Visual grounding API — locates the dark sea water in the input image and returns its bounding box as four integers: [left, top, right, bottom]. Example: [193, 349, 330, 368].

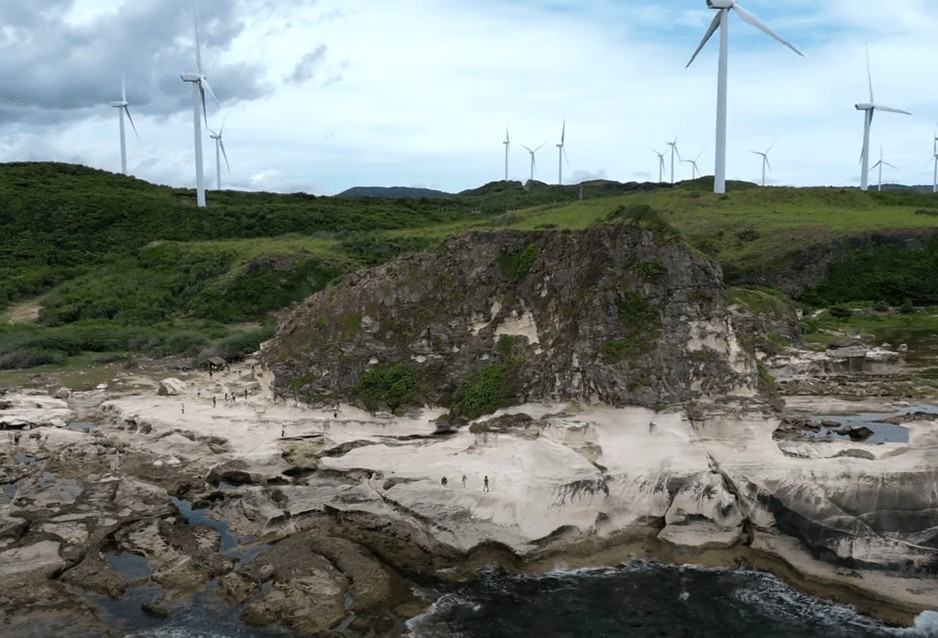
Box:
[405, 562, 938, 638]
[106, 561, 938, 638]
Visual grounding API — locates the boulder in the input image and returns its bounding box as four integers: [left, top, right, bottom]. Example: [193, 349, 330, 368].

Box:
[157, 378, 187, 396]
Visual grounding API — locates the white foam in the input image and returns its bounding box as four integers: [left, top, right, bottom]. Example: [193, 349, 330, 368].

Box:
[908, 610, 938, 637]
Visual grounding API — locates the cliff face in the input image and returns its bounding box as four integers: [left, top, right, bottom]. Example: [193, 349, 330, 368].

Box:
[262, 226, 757, 414]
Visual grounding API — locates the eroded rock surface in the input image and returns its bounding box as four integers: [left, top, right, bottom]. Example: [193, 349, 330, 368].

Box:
[264, 226, 756, 412]
[2, 226, 938, 635]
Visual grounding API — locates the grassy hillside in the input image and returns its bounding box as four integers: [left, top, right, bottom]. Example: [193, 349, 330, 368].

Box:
[4, 162, 938, 374]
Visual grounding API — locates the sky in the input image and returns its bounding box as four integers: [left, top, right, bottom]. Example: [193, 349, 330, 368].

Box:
[1, 0, 938, 196]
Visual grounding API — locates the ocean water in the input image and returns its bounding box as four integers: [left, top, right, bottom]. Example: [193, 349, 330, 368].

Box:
[406, 562, 938, 638]
[99, 561, 938, 638]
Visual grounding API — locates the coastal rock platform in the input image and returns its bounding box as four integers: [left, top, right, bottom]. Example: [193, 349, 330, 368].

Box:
[1, 359, 937, 635]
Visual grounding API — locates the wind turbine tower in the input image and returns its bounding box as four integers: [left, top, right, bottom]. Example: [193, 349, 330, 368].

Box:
[180, 3, 219, 208]
[667, 139, 680, 184]
[521, 143, 543, 183]
[855, 50, 910, 192]
[109, 76, 139, 175]
[208, 118, 230, 191]
[652, 149, 666, 182]
[751, 142, 774, 187]
[503, 128, 510, 181]
[686, 1, 803, 195]
[556, 121, 568, 185]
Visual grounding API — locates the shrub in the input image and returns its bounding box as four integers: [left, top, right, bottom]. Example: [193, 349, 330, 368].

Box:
[828, 305, 852, 319]
[160, 331, 209, 355]
[354, 362, 417, 412]
[496, 243, 540, 282]
[635, 260, 665, 280]
[215, 324, 276, 360]
[451, 364, 511, 419]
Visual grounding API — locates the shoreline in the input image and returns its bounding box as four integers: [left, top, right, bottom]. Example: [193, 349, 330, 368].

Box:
[2, 358, 937, 635]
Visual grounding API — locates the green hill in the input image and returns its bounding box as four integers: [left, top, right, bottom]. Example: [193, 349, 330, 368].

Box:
[336, 186, 450, 198]
[4, 162, 938, 375]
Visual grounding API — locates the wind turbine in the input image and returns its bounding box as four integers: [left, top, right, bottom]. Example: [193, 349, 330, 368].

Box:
[180, 3, 219, 208]
[503, 128, 510, 181]
[686, 1, 803, 195]
[682, 150, 704, 179]
[855, 50, 910, 192]
[751, 142, 774, 187]
[666, 139, 680, 184]
[931, 127, 938, 193]
[869, 146, 897, 192]
[652, 148, 666, 182]
[109, 76, 139, 175]
[207, 117, 230, 191]
[521, 143, 543, 183]
[556, 121, 568, 185]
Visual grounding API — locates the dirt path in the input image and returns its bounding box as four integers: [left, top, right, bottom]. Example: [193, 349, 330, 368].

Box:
[5, 299, 40, 324]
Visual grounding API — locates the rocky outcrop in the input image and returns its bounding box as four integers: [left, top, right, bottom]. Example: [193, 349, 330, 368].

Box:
[263, 226, 757, 413]
[157, 378, 187, 396]
[0, 391, 74, 429]
[769, 345, 905, 380]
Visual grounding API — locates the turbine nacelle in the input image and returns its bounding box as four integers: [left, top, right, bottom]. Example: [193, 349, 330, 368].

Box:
[855, 103, 874, 111]
[181, 72, 202, 83]
[707, 0, 734, 8]
[110, 101, 127, 108]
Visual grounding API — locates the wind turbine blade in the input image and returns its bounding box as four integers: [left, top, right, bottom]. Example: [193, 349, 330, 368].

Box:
[121, 74, 127, 102]
[767, 140, 777, 154]
[732, 4, 804, 57]
[123, 105, 140, 140]
[198, 84, 208, 127]
[865, 47, 874, 103]
[694, 150, 703, 162]
[875, 105, 911, 115]
[535, 143, 544, 152]
[219, 112, 229, 134]
[220, 139, 230, 172]
[521, 143, 532, 153]
[201, 77, 220, 108]
[561, 120, 565, 145]
[686, 12, 721, 68]
[765, 156, 772, 172]
[563, 146, 569, 165]
[193, 3, 202, 74]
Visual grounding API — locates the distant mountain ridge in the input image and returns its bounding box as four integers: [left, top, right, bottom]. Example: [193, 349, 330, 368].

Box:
[336, 186, 450, 199]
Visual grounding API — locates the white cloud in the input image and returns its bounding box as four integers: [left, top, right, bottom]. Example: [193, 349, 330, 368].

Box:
[0, 0, 936, 194]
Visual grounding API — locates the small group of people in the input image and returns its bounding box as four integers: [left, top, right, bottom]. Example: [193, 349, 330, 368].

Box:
[441, 474, 490, 492]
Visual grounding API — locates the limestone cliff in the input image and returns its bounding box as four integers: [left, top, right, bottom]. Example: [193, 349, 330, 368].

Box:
[263, 226, 756, 414]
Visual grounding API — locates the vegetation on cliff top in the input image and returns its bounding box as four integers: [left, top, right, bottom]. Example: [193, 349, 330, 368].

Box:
[5, 162, 938, 374]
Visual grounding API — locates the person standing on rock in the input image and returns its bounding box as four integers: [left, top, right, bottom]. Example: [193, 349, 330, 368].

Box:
[441, 476, 448, 487]
[212, 396, 216, 408]
[461, 474, 467, 488]
[483, 475, 489, 492]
